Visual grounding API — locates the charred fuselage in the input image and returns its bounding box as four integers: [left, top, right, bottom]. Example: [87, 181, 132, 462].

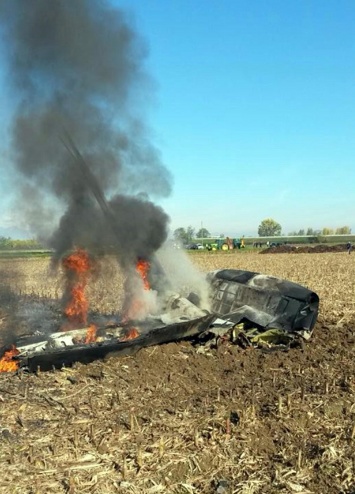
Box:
[207, 269, 319, 335]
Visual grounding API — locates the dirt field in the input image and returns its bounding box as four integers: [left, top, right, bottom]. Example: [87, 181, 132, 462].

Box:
[260, 243, 350, 254]
[0, 251, 354, 494]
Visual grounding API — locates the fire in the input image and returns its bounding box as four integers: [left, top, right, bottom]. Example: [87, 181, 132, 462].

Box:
[122, 258, 152, 322]
[136, 258, 151, 290]
[0, 345, 20, 373]
[62, 248, 92, 327]
[84, 324, 97, 343]
[120, 327, 140, 341]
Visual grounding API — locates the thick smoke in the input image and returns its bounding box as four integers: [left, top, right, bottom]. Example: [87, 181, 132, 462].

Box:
[0, 0, 172, 264]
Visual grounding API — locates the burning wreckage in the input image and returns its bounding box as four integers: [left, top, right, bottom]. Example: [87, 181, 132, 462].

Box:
[0, 138, 319, 374]
[0, 2, 319, 373]
[0, 260, 319, 373]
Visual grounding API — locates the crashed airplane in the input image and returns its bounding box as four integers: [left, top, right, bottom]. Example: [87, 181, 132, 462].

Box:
[0, 268, 319, 372]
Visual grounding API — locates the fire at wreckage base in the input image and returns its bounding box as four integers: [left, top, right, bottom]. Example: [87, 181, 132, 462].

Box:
[0, 269, 319, 373]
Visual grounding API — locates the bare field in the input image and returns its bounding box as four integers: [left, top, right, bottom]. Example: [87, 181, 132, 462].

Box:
[0, 252, 354, 494]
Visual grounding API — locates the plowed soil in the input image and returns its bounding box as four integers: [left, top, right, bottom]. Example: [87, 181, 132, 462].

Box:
[261, 243, 350, 254]
[0, 251, 354, 494]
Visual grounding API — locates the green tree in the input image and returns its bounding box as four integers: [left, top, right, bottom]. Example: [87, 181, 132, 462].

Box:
[173, 226, 195, 245]
[0, 237, 8, 249]
[258, 218, 282, 237]
[0, 236, 44, 250]
[335, 226, 351, 234]
[306, 227, 314, 235]
[186, 226, 195, 243]
[322, 227, 334, 235]
[173, 228, 187, 245]
[196, 227, 210, 239]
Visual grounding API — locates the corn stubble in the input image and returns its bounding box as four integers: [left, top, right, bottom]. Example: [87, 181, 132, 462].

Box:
[0, 252, 354, 494]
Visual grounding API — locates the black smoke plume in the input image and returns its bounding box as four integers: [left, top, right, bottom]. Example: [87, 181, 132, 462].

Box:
[0, 0, 172, 266]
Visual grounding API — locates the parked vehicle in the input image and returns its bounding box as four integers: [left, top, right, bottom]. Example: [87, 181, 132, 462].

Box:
[185, 243, 199, 250]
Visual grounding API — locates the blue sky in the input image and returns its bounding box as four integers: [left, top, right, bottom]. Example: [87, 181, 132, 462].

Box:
[1, 0, 354, 238]
[117, 0, 355, 237]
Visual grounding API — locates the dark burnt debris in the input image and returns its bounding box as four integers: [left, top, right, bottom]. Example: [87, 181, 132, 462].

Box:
[198, 269, 319, 353]
[1, 269, 319, 372]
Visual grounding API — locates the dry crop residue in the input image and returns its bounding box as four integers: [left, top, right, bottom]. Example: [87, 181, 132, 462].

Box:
[0, 252, 354, 494]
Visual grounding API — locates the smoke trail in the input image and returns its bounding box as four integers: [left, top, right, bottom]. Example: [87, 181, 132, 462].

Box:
[0, 0, 172, 261]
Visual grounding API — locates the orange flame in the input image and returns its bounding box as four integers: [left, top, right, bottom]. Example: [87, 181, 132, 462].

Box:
[120, 327, 140, 341]
[136, 259, 151, 290]
[0, 345, 20, 373]
[84, 324, 97, 344]
[62, 248, 91, 327]
[122, 259, 152, 322]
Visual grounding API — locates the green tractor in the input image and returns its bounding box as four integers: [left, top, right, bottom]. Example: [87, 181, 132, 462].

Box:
[206, 237, 243, 251]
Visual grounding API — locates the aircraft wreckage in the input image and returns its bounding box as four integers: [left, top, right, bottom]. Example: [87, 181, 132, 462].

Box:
[0, 268, 319, 373]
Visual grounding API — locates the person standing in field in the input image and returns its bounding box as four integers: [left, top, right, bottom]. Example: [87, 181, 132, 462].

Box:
[346, 242, 352, 254]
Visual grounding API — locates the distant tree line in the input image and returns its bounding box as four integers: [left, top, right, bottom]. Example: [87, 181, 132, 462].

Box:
[288, 226, 352, 236]
[173, 226, 211, 245]
[258, 220, 352, 237]
[0, 237, 44, 250]
[173, 219, 352, 244]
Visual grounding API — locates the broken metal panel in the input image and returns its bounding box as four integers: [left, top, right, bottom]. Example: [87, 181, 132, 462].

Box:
[0, 268, 321, 372]
[15, 313, 215, 372]
[207, 269, 319, 333]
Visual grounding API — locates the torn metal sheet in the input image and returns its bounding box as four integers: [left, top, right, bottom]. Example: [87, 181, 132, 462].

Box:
[0, 269, 320, 371]
[207, 269, 319, 336]
[12, 313, 215, 372]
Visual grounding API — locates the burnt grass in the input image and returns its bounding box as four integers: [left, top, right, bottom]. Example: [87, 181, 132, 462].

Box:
[0, 252, 354, 494]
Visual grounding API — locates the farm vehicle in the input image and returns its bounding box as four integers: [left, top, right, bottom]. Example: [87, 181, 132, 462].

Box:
[206, 237, 245, 251]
